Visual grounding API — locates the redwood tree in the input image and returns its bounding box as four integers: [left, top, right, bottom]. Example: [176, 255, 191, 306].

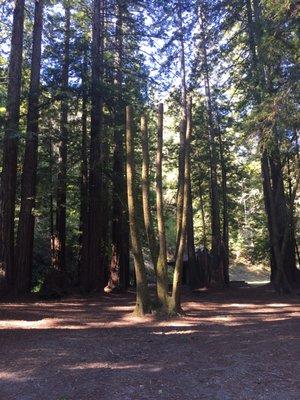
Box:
[15, 0, 44, 293]
[84, 0, 105, 291]
[0, 0, 25, 287]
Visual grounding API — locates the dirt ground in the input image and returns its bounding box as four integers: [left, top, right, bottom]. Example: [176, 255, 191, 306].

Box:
[0, 285, 299, 400]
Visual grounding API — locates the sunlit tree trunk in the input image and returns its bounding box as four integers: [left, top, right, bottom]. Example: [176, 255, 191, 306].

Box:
[15, 0, 44, 294]
[0, 0, 25, 287]
[141, 113, 158, 270]
[170, 97, 193, 314]
[156, 103, 169, 308]
[54, 3, 70, 273]
[126, 106, 151, 316]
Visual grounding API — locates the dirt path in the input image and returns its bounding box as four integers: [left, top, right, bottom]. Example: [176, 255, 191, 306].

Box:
[0, 286, 299, 400]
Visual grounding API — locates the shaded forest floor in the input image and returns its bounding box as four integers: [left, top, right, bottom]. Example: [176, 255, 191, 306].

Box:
[0, 285, 299, 400]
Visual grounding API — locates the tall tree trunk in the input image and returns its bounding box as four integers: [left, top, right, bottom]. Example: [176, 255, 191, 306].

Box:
[105, 0, 129, 292]
[217, 117, 230, 285]
[15, 0, 44, 294]
[141, 114, 158, 270]
[54, 3, 70, 273]
[199, 8, 224, 287]
[78, 49, 89, 285]
[85, 0, 105, 291]
[170, 97, 193, 314]
[126, 105, 151, 316]
[0, 0, 25, 287]
[156, 103, 169, 308]
[49, 138, 55, 267]
[247, 0, 298, 287]
[199, 181, 207, 247]
[187, 179, 199, 288]
[175, 0, 187, 257]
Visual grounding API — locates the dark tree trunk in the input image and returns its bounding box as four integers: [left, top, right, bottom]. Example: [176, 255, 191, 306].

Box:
[54, 4, 70, 273]
[187, 180, 199, 288]
[85, 0, 105, 291]
[0, 0, 25, 287]
[106, 0, 129, 292]
[217, 118, 230, 285]
[15, 0, 44, 294]
[247, 0, 298, 288]
[175, 0, 187, 258]
[78, 49, 89, 285]
[199, 8, 224, 287]
[49, 138, 56, 267]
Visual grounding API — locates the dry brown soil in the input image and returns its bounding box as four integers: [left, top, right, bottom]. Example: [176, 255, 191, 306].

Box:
[0, 286, 299, 400]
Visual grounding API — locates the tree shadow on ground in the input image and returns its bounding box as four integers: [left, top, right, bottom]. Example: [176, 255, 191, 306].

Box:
[0, 286, 299, 400]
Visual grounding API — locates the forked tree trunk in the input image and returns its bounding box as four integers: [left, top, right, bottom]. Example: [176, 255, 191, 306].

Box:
[155, 103, 169, 308]
[126, 106, 151, 316]
[141, 114, 158, 270]
[54, 4, 70, 272]
[15, 0, 44, 294]
[1, 0, 25, 287]
[170, 97, 193, 314]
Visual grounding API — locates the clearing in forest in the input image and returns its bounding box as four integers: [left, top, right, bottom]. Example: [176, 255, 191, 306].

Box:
[0, 285, 299, 400]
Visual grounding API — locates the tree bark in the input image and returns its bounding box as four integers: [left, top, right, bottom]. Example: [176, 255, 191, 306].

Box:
[217, 116, 230, 285]
[49, 138, 55, 267]
[175, 0, 187, 258]
[156, 103, 169, 308]
[170, 97, 193, 314]
[15, 0, 44, 294]
[0, 0, 25, 287]
[54, 3, 70, 273]
[141, 113, 158, 270]
[105, 0, 129, 293]
[126, 105, 151, 316]
[78, 49, 89, 286]
[199, 8, 224, 287]
[85, 0, 105, 291]
[247, 0, 298, 288]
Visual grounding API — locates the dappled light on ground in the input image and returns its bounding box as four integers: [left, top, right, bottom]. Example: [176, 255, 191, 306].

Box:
[0, 286, 299, 400]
